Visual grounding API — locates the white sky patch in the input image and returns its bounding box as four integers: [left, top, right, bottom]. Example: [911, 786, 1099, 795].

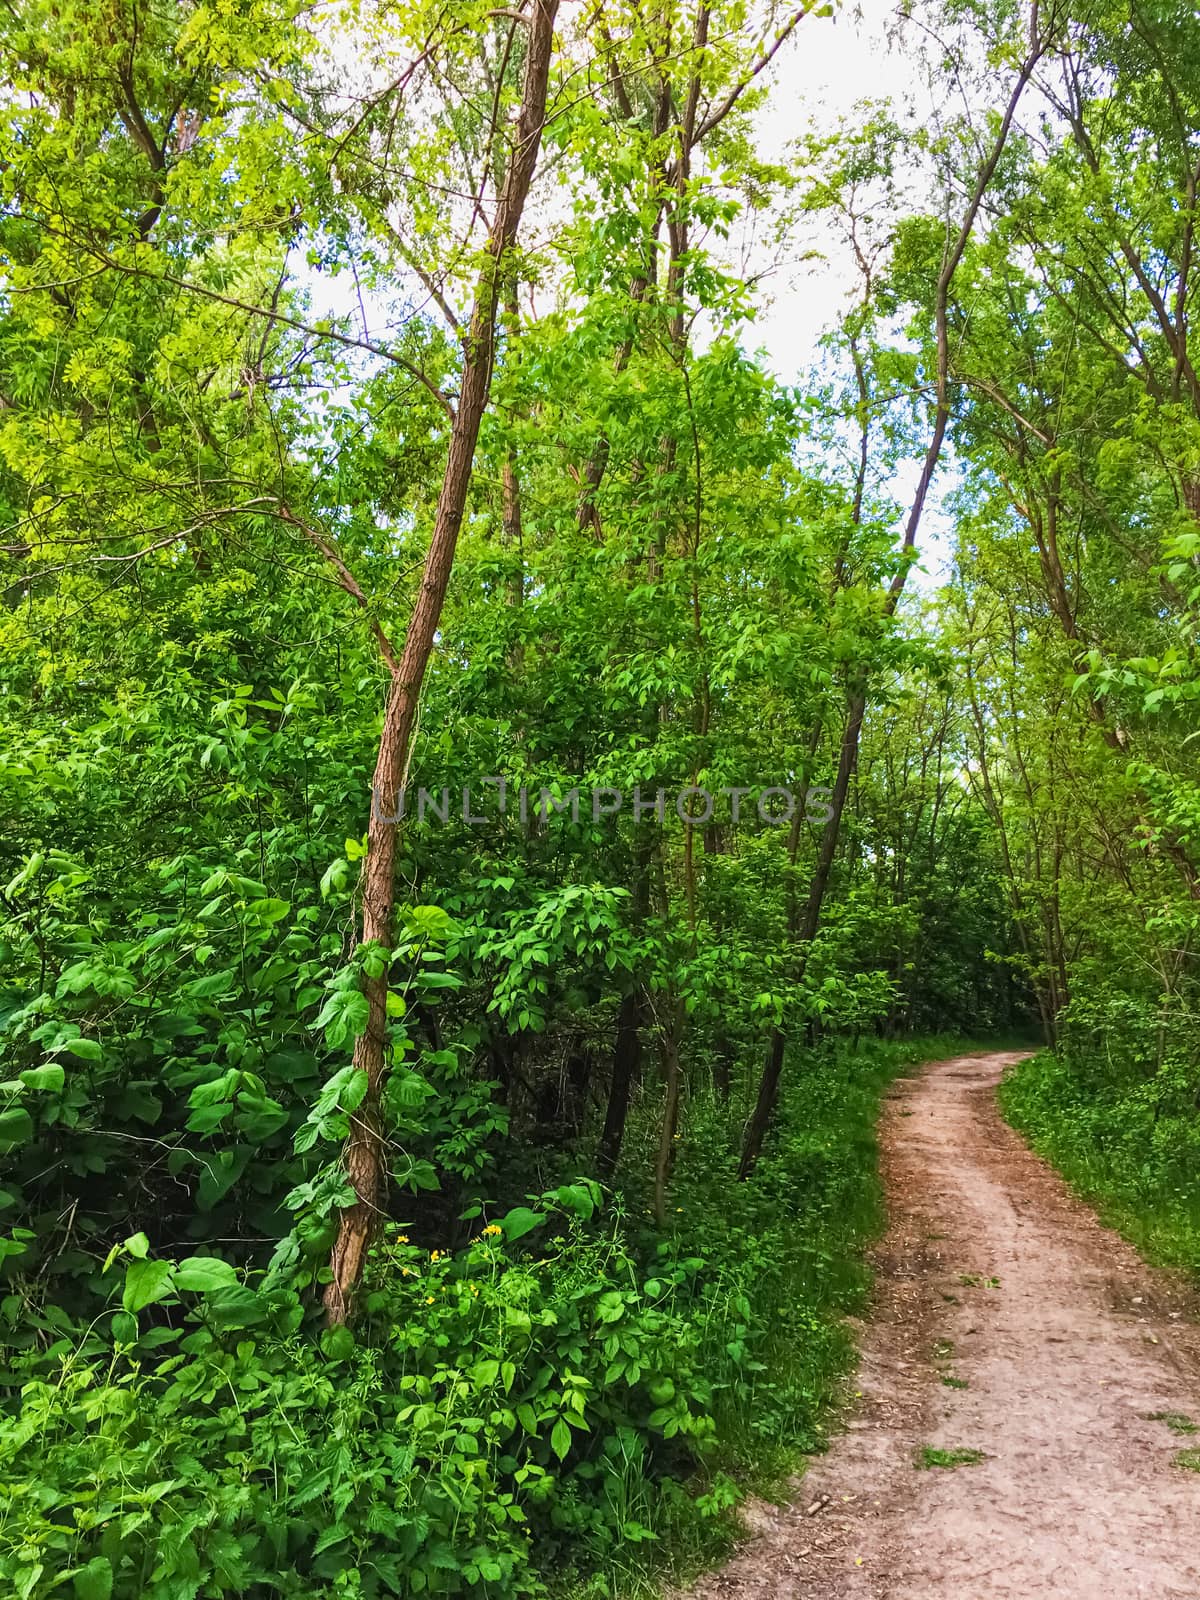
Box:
[750, 0, 928, 378]
[744, 0, 958, 592]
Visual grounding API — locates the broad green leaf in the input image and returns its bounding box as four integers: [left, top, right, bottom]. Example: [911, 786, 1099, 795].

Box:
[321, 1324, 356, 1362]
[500, 1206, 545, 1243]
[20, 1063, 64, 1093]
[111, 1312, 138, 1344]
[0, 1108, 34, 1152]
[174, 1256, 239, 1292]
[122, 1258, 175, 1314]
[57, 1037, 101, 1063]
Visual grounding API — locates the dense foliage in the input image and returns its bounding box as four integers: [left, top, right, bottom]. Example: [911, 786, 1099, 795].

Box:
[0, 0, 1196, 1593]
[942, 0, 1200, 1277]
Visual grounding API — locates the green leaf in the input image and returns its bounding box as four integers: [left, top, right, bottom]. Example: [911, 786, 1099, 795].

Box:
[551, 1417, 572, 1461]
[20, 1063, 65, 1092]
[122, 1258, 175, 1314]
[0, 1107, 34, 1152]
[500, 1205, 546, 1243]
[321, 1324, 356, 1362]
[204, 1284, 268, 1329]
[339, 1068, 369, 1113]
[111, 1312, 138, 1344]
[58, 1037, 102, 1063]
[553, 1181, 597, 1220]
[72, 1559, 113, 1600]
[174, 1256, 239, 1292]
[314, 986, 370, 1047]
[320, 857, 349, 898]
[246, 896, 290, 925]
[198, 1147, 250, 1209]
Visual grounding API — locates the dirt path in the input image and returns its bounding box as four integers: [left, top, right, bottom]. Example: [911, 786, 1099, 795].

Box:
[682, 1049, 1200, 1599]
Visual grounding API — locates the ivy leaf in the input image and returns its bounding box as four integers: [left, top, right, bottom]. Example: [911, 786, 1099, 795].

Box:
[198, 1148, 249, 1210]
[245, 897, 290, 925]
[552, 1181, 597, 1220]
[314, 987, 370, 1048]
[321, 1324, 356, 1362]
[339, 1068, 369, 1113]
[204, 1284, 268, 1329]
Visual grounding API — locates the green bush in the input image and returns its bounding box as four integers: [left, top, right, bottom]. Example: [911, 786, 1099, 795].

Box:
[0, 1035, 955, 1600]
[0, 1205, 721, 1599]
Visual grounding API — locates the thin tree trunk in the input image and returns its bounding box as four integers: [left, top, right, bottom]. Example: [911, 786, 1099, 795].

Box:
[738, 690, 865, 1177]
[324, 0, 559, 1323]
[736, 16, 1047, 1177]
[653, 997, 683, 1228]
[596, 987, 645, 1179]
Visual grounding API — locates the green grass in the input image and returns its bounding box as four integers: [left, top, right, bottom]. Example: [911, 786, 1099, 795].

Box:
[939, 1374, 969, 1389]
[999, 1050, 1200, 1277]
[917, 1446, 986, 1470]
[1173, 1449, 1200, 1472]
[1148, 1411, 1197, 1434]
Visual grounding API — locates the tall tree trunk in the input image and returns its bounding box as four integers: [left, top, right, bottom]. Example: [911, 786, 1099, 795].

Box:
[324, 0, 560, 1323]
[738, 691, 865, 1177]
[595, 832, 653, 1179]
[596, 987, 645, 1179]
[652, 996, 683, 1228]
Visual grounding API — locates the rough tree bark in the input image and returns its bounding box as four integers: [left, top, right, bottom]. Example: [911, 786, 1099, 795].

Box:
[324, 0, 560, 1324]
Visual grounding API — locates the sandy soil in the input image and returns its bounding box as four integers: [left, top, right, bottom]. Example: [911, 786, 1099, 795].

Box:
[680, 1050, 1200, 1599]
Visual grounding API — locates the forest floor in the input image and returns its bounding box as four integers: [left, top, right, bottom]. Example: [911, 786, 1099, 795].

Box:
[680, 1049, 1200, 1599]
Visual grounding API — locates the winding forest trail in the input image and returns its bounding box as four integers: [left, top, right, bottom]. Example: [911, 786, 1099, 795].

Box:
[683, 1050, 1200, 1599]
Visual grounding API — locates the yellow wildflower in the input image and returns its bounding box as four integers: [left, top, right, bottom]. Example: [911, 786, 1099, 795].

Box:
[482, 1224, 502, 1237]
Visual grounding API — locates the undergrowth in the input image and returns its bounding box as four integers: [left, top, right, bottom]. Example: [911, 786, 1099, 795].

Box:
[999, 1042, 1200, 1278]
[0, 1033, 971, 1600]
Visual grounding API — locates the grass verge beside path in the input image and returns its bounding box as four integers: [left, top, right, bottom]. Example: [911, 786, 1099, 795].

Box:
[999, 1050, 1200, 1280]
